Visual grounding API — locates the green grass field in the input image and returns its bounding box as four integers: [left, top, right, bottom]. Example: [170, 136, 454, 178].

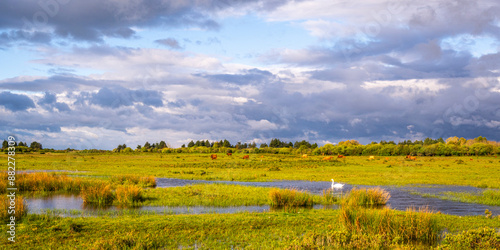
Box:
[1, 152, 499, 248]
[7, 153, 500, 188]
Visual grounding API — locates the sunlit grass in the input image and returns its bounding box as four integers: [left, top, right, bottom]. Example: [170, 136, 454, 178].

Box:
[414, 189, 500, 206]
[110, 174, 156, 188]
[440, 227, 500, 249]
[8, 153, 500, 188]
[339, 205, 439, 245]
[5, 208, 499, 249]
[0, 195, 27, 222]
[81, 183, 114, 205]
[341, 187, 390, 208]
[142, 184, 271, 207]
[115, 185, 144, 205]
[268, 188, 315, 209]
[0, 172, 94, 193]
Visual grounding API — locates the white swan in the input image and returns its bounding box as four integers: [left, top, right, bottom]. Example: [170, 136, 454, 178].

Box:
[331, 179, 344, 189]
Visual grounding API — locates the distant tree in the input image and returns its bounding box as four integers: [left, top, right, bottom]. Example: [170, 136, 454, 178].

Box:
[474, 136, 488, 143]
[159, 141, 167, 149]
[137, 145, 142, 150]
[260, 143, 268, 148]
[2, 140, 8, 149]
[187, 140, 195, 147]
[181, 144, 186, 148]
[18, 142, 24, 147]
[30, 141, 43, 150]
[311, 143, 318, 149]
[222, 139, 232, 148]
[205, 140, 210, 147]
[249, 142, 257, 148]
[144, 142, 151, 149]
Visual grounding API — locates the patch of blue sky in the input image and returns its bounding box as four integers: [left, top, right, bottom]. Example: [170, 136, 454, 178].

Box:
[441, 34, 499, 58]
[116, 14, 317, 67]
[0, 46, 42, 79]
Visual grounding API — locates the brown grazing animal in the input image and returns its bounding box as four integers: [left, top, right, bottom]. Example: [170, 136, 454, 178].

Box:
[323, 156, 333, 160]
[227, 153, 232, 156]
[243, 155, 250, 159]
[210, 154, 217, 160]
[337, 155, 344, 158]
[302, 154, 308, 158]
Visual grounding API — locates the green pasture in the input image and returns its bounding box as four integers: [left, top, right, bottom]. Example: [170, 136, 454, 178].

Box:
[1, 152, 499, 249]
[5, 153, 500, 188]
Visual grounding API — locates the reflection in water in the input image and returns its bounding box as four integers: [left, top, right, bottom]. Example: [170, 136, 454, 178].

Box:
[25, 178, 500, 216]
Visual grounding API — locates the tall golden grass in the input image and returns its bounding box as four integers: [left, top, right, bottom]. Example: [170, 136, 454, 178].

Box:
[269, 188, 314, 209]
[0, 172, 92, 193]
[81, 183, 114, 205]
[0, 195, 27, 222]
[111, 175, 156, 187]
[341, 187, 390, 208]
[115, 185, 144, 204]
[339, 205, 439, 245]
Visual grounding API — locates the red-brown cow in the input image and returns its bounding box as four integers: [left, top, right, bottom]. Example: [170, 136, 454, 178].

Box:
[242, 155, 250, 159]
[210, 154, 217, 160]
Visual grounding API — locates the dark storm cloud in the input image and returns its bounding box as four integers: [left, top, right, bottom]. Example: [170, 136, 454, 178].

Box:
[0, 0, 293, 43]
[90, 87, 163, 108]
[0, 91, 35, 111]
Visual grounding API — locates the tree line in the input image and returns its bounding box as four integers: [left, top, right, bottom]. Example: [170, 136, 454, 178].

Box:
[112, 136, 499, 156]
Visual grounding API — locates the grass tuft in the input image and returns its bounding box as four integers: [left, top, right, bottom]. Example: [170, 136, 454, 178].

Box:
[339, 205, 439, 245]
[269, 188, 315, 209]
[0, 195, 27, 222]
[111, 175, 156, 187]
[115, 185, 144, 204]
[341, 187, 390, 208]
[81, 183, 114, 205]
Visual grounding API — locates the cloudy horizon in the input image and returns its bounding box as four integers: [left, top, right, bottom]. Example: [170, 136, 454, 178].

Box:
[1, 0, 499, 150]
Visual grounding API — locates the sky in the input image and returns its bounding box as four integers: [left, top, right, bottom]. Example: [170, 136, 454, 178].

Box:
[0, 0, 499, 150]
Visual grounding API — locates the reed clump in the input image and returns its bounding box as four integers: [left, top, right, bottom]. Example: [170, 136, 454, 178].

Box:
[341, 187, 390, 208]
[322, 188, 339, 204]
[3, 172, 87, 193]
[115, 185, 144, 204]
[111, 175, 156, 187]
[0, 195, 27, 222]
[269, 188, 314, 208]
[339, 205, 439, 245]
[81, 183, 114, 205]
